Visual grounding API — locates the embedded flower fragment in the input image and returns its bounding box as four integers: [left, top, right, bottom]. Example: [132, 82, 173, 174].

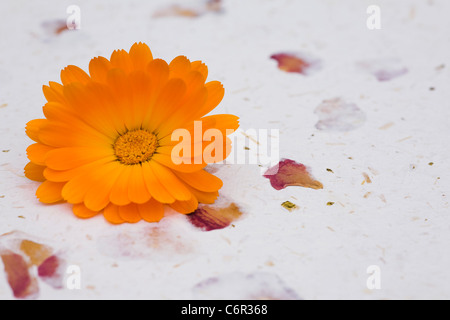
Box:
[187, 202, 242, 231]
[38, 255, 66, 289]
[19, 239, 53, 266]
[0, 231, 67, 299]
[24, 42, 239, 224]
[1, 252, 39, 299]
[270, 52, 321, 75]
[264, 159, 323, 190]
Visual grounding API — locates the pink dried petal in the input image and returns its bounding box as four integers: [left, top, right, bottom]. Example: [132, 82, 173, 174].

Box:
[187, 203, 243, 231]
[1, 252, 39, 299]
[38, 255, 66, 289]
[264, 159, 323, 190]
[270, 52, 321, 75]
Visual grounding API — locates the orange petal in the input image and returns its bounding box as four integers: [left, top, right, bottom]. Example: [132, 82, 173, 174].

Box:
[159, 80, 222, 132]
[152, 152, 207, 173]
[83, 81, 128, 134]
[148, 161, 192, 201]
[169, 55, 191, 79]
[62, 82, 120, 139]
[109, 165, 133, 206]
[129, 42, 153, 70]
[158, 113, 238, 148]
[146, 58, 170, 80]
[42, 98, 117, 145]
[106, 68, 134, 130]
[174, 169, 223, 192]
[201, 114, 240, 133]
[72, 203, 99, 219]
[137, 199, 164, 222]
[157, 73, 208, 137]
[191, 60, 208, 80]
[60, 65, 91, 85]
[89, 56, 112, 83]
[25, 119, 47, 142]
[26, 143, 55, 166]
[118, 203, 141, 223]
[127, 70, 153, 130]
[42, 82, 65, 104]
[42, 101, 78, 122]
[24, 162, 46, 182]
[103, 203, 125, 224]
[60, 172, 90, 204]
[141, 59, 170, 129]
[147, 78, 187, 132]
[36, 180, 65, 203]
[197, 81, 225, 118]
[43, 157, 114, 182]
[60, 160, 117, 204]
[39, 121, 112, 148]
[141, 161, 175, 203]
[110, 49, 133, 74]
[157, 114, 238, 166]
[83, 162, 124, 211]
[45, 147, 114, 170]
[127, 164, 152, 204]
[169, 195, 198, 214]
[186, 186, 219, 204]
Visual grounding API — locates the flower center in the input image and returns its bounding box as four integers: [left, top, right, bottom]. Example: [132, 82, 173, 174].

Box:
[114, 130, 158, 165]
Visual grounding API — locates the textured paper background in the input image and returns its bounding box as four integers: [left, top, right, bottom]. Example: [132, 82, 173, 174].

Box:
[0, 0, 449, 299]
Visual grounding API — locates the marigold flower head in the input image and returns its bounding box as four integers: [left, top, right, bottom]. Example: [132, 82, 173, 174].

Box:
[24, 42, 239, 224]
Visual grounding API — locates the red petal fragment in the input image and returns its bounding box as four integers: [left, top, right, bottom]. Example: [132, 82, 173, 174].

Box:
[263, 159, 323, 190]
[1, 252, 39, 299]
[187, 203, 242, 231]
[38, 255, 66, 289]
[270, 52, 321, 75]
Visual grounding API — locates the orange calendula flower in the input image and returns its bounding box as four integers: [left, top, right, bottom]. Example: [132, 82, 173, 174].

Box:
[25, 42, 239, 224]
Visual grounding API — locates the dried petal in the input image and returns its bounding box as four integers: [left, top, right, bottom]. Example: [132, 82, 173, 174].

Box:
[187, 203, 243, 231]
[264, 159, 323, 190]
[1, 252, 39, 299]
[38, 255, 66, 289]
[20, 240, 53, 266]
[270, 52, 321, 75]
